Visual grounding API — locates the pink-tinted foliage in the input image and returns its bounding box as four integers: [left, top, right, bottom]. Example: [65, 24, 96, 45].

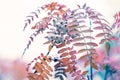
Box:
[94, 48, 107, 65]
[0, 59, 27, 80]
[94, 44, 120, 71]
[113, 12, 120, 28]
[108, 46, 120, 70]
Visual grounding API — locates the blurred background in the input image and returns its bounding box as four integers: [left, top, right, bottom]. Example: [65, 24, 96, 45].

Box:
[0, 0, 120, 80]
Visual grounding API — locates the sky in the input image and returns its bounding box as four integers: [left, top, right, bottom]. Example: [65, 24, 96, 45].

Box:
[0, 0, 120, 62]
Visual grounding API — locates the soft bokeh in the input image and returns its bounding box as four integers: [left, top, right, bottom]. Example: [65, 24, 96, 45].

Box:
[0, 59, 28, 80]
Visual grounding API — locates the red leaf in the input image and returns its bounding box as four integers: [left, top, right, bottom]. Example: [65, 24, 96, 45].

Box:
[72, 70, 81, 77]
[93, 21, 101, 24]
[89, 16, 99, 19]
[46, 65, 53, 72]
[58, 47, 73, 53]
[72, 37, 84, 42]
[78, 49, 95, 53]
[99, 38, 107, 44]
[101, 23, 112, 30]
[80, 29, 93, 33]
[94, 26, 112, 32]
[35, 64, 43, 73]
[67, 22, 78, 29]
[81, 71, 88, 75]
[69, 29, 80, 35]
[35, 62, 45, 70]
[31, 26, 36, 29]
[79, 54, 90, 60]
[67, 46, 73, 51]
[73, 43, 85, 46]
[43, 55, 51, 62]
[41, 72, 49, 80]
[95, 33, 109, 37]
[58, 48, 67, 53]
[63, 60, 75, 66]
[69, 61, 76, 65]
[78, 49, 86, 53]
[108, 36, 118, 41]
[77, 5, 81, 8]
[69, 50, 77, 55]
[56, 43, 65, 48]
[86, 42, 98, 46]
[70, 55, 76, 60]
[60, 52, 69, 57]
[102, 23, 110, 28]
[39, 57, 48, 67]
[104, 27, 112, 32]
[84, 36, 95, 40]
[94, 26, 103, 30]
[92, 63, 98, 70]
[60, 58, 70, 63]
[65, 65, 73, 72]
[39, 58, 53, 72]
[44, 68, 52, 76]
[84, 60, 90, 67]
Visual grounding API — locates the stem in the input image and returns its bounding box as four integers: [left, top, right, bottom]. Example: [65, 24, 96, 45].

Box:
[104, 43, 110, 80]
[47, 44, 54, 55]
[104, 71, 107, 80]
[89, 20, 93, 80]
[104, 65, 108, 80]
[90, 53, 93, 80]
[87, 75, 90, 80]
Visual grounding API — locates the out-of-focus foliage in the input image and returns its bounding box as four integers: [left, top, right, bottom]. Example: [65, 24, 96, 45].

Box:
[0, 59, 27, 80]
